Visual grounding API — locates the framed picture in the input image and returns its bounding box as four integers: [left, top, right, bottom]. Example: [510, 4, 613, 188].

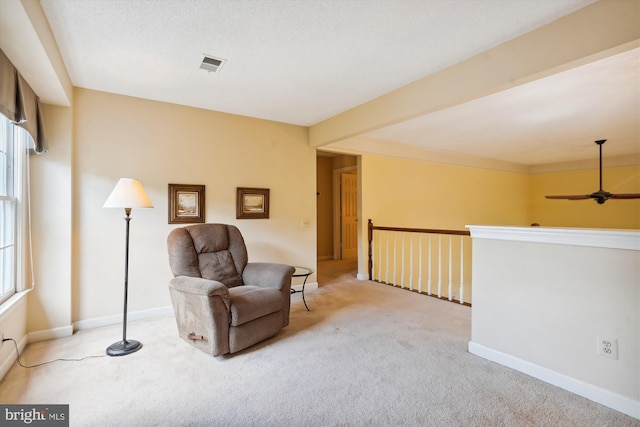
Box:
[236, 187, 269, 219]
[168, 184, 205, 224]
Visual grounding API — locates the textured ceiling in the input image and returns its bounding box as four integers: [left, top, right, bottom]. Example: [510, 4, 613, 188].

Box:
[40, 0, 596, 125]
[37, 0, 639, 166]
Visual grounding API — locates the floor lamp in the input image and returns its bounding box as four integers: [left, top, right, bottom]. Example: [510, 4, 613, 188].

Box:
[103, 178, 153, 356]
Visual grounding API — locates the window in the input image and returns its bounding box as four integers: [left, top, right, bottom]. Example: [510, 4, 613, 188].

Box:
[0, 113, 28, 304]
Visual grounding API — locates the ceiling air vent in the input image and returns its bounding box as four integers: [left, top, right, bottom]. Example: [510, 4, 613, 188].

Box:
[199, 55, 226, 73]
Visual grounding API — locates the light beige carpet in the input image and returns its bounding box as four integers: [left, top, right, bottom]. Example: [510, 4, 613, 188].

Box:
[0, 260, 637, 426]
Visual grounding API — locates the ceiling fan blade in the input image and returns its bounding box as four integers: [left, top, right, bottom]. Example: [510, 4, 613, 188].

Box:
[608, 193, 640, 200]
[545, 194, 592, 200]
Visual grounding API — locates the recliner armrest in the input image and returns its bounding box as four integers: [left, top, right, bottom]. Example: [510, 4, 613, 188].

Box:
[243, 263, 295, 291]
[169, 276, 229, 298]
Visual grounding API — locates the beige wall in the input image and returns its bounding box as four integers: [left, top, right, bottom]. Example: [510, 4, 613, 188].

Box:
[23, 94, 637, 332]
[355, 154, 639, 277]
[360, 154, 531, 230]
[22, 88, 316, 331]
[358, 153, 531, 277]
[27, 104, 74, 335]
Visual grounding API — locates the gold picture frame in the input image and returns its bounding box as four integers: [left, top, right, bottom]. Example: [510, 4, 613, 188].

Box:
[168, 184, 205, 224]
[236, 187, 269, 219]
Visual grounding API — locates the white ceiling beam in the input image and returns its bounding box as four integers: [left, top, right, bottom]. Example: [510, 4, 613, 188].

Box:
[309, 0, 640, 148]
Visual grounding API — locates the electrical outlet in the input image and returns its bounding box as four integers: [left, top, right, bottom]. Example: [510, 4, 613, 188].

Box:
[597, 337, 618, 360]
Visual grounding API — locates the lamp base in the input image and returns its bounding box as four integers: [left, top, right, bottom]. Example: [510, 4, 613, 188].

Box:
[106, 339, 142, 357]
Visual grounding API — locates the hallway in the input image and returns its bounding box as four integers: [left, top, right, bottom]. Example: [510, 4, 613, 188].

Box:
[317, 258, 358, 286]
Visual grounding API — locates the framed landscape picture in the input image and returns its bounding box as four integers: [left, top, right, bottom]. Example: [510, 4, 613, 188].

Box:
[236, 187, 269, 219]
[168, 184, 205, 224]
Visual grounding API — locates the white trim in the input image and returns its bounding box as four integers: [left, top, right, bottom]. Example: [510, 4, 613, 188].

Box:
[0, 289, 31, 318]
[0, 334, 27, 381]
[356, 273, 369, 280]
[73, 305, 174, 331]
[467, 225, 640, 251]
[28, 325, 73, 343]
[468, 341, 640, 420]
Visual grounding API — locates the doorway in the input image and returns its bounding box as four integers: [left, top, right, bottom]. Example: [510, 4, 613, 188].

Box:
[316, 152, 358, 261]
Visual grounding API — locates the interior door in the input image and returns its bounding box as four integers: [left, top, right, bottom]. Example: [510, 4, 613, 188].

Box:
[340, 172, 358, 259]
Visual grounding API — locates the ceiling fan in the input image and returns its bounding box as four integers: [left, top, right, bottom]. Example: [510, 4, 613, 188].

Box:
[545, 139, 640, 204]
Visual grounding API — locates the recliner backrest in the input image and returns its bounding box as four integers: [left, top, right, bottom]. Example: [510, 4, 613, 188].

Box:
[167, 224, 249, 288]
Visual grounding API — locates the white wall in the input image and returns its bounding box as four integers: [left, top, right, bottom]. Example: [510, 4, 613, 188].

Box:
[468, 226, 640, 419]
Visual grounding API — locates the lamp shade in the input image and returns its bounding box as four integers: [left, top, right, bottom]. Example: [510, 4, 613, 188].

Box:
[104, 178, 153, 209]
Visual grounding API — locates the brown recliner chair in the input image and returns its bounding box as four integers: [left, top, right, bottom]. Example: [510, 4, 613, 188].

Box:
[167, 223, 294, 356]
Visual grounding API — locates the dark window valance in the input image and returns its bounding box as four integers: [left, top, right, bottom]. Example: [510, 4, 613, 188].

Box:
[0, 50, 18, 121]
[0, 49, 48, 154]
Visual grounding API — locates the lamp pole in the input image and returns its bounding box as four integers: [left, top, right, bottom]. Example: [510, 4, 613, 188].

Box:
[106, 207, 142, 356]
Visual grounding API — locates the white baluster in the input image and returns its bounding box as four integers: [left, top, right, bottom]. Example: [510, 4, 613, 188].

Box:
[371, 230, 375, 281]
[448, 235, 453, 301]
[418, 234, 422, 293]
[438, 235, 442, 298]
[385, 231, 389, 284]
[427, 234, 432, 295]
[377, 231, 382, 281]
[409, 234, 415, 290]
[459, 235, 464, 304]
[393, 232, 397, 286]
[401, 233, 405, 288]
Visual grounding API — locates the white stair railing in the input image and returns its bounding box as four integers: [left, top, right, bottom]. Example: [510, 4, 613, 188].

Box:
[367, 219, 472, 305]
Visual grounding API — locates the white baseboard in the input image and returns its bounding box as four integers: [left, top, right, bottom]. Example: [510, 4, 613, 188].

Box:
[468, 341, 640, 420]
[292, 282, 318, 292]
[356, 273, 368, 280]
[28, 325, 74, 343]
[0, 335, 27, 381]
[73, 305, 174, 331]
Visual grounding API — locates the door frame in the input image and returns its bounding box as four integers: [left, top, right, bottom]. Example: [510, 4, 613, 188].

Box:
[332, 166, 357, 260]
